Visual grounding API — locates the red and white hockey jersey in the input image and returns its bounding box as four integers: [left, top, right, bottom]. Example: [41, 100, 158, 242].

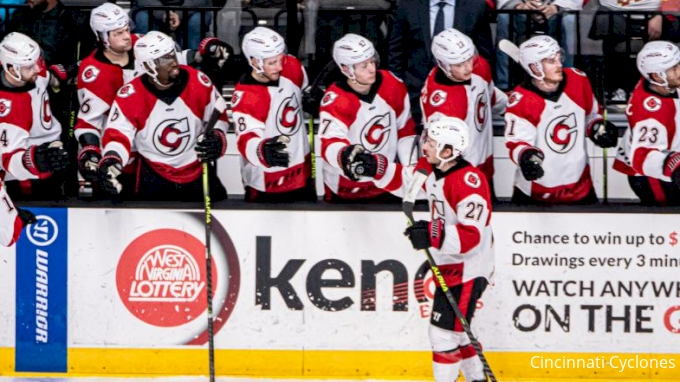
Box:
[319, 70, 418, 199]
[599, 0, 659, 10]
[75, 35, 143, 141]
[102, 66, 228, 184]
[0, 70, 62, 181]
[418, 160, 494, 286]
[613, 80, 680, 181]
[505, 68, 602, 203]
[231, 55, 311, 193]
[420, 56, 507, 183]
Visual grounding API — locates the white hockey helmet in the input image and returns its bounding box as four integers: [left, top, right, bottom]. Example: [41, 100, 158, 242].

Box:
[332, 33, 377, 80]
[637, 41, 680, 88]
[519, 35, 562, 81]
[427, 117, 469, 165]
[431, 28, 475, 73]
[0, 32, 41, 83]
[134, 31, 177, 84]
[242, 27, 286, 74]
[90, 3, 130, 48]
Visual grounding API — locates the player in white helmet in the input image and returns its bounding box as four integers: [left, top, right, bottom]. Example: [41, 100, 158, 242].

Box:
[0, 32, 70, 201]
[76, 3, 232, 198]
[403, 117, 493, 382]
[613, 41, 680, 205]
[503, 35, 617, 205]
[231, 27, 314, 202]
[421, 28, 507, 194]
[98, 31, 229, 201]
[318, 33, 418, 202]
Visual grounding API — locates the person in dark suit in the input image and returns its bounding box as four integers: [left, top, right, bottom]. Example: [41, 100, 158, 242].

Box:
[387, 0, 493, 125]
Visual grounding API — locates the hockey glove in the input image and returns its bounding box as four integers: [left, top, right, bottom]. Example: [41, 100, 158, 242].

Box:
[302, 86, 325, 117]
[589, 120, 618, 148]
[195, 129, 227, 163]
[198, 38, 233, 69]
[404, 220, 430, 250]
[663, 152, 680, 189]
[519, 147, 545, 181]
[78, 144, 102, 183]
[339, 144, 366, 181]
[257, 135, 291, 168]
[48, 63, 78, 86]
[98, 152, 123, 194]
[351, 152, 388, 180]
[23, 141, 70, 177]
[17, 208, 37, 226]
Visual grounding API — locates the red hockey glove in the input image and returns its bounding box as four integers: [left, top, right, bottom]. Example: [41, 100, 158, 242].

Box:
[429, 218, 445, 249]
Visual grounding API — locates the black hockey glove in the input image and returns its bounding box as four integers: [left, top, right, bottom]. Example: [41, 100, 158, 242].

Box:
[589, 120, 618, 148]
[351, 152, 388, 180]
[78, 133, 102, 183]
[257, 135, 291, 168]
[663, 152, 680, 189]
[23, 141, 70, 177]
[17, 208, 37, 226]
[404, 220, 430, 250]
[198, 37, 233, 69]
[195, 129, 227, 163]
[98, 152, 123, 194]
[339, 144, 366, 181]
[302, 86, 325, 117]
[519, 147, 545, 181]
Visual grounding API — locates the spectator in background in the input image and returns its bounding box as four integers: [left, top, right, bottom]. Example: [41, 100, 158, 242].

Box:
[132, 0, 212, 50]
[388, 0, 494, 126]
[0, 0, 24, 24]
[495, 0, 585, 90]
[589, 0, 680, 104]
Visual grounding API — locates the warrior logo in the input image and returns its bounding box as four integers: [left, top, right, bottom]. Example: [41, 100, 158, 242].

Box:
[40, 92, 53, 129]
[81, 65, 101, 83]
[474, 92, 488, 132]
[276, 94, 301, 135]
[360, 113, 391, 152]
[545, 113, 578, 154]
[153, 118, 192, 156]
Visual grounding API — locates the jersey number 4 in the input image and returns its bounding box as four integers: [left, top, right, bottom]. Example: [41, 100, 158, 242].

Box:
[0, 130, 7, 147]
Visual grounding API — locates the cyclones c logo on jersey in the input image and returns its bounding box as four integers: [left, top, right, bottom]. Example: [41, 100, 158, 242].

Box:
[643, 96, 662, 112]
[81, 65, 101, 83]
[545, 113, 578, 154]
[464, 171, 481, 188]
[153, 118, 192, 156]
[474, 92, 487, 132]
[430, 90, 447, 107]
[231, 90, 243, 108]
[276, 94, 301, 135]
[360, 113, 391, 152]
[40, 91, 53, 129]
[0, 99, 11, 117]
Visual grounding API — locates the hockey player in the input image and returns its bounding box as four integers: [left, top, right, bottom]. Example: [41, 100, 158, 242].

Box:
[504, 35, 618, 205]
[318, 33, 418, 202]
[231, 27, 315, 202]
[613, 41, 680, 206]
[99, 31, 229, 201]
[0, 32, 71, 201]
[403, 117, 493, 382]
[76, 2, 232, 195]
[420, 27, 507, 187]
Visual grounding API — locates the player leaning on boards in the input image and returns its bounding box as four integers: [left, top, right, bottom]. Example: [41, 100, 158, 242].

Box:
[421, 28, 507, 193]
[0, 32, 70, 202]
[613, 41, 680, 206]
[99, 32, 229, 201]
[403, 117, 494, 382]
[319, 33, 418, 202]
[503, 35, 618, 205]
[76, 2, 231, 198]
[231, 27, 315, 203]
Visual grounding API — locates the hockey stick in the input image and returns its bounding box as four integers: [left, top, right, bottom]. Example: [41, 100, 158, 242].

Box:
[403, 170, 497, 382]
[498, 39, 521, 64]
[202, 108, 221, 382]
[304, 60, 338, 182]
